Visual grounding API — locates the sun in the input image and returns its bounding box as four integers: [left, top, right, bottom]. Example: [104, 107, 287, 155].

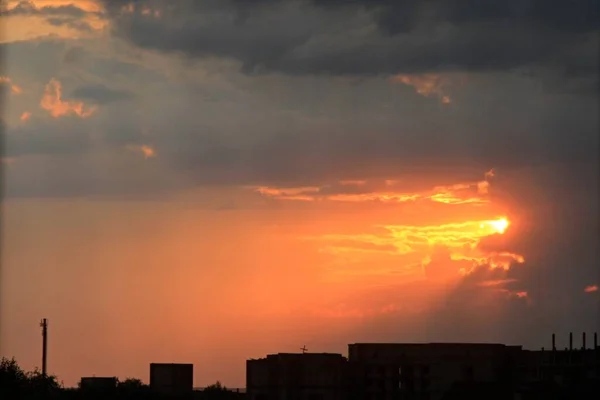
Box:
[489, 218, 509, 234]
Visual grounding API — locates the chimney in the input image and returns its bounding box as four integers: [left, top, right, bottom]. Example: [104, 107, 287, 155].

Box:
[569, 332, 573, 351]
[552, 333, 556, 351]
[583, 332, 586, 350]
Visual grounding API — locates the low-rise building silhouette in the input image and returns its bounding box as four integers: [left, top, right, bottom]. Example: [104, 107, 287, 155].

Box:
[517, 332, 600, 399]
[247, 353, 347, 400]
[150, 363, 194, 395]
[347, 342, 521, 400]
[79, 376, 118, 393]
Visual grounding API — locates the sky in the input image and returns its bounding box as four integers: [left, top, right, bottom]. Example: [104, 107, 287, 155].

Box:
[0, 0, 599, 389]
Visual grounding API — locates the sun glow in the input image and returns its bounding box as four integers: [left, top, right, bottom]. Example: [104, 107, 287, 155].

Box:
[488, 218, 509, 234]
[315, 216, 523, 276]
[246, 169, 527, 317]
[275, 170, 525, 286]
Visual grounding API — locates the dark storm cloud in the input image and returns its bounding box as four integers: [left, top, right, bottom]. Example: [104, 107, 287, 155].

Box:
[2, 15, 596, 201]
[102, 0, 599, 88]
[156, 94, 598, 187]
[2, 36, 597, 197]
[71, 84, 135, 105]
[338, 0, 599, 34]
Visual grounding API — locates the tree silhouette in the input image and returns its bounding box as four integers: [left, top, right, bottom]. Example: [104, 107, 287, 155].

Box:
[204, 381, 227, 392]
[117, 377, 150, 396]
[0, 357, 62, 398]
[118, 377, 146, 389]
[201, 381, 245, 399]
[0, 357, 27, 392]
[27, 367, 62, 391]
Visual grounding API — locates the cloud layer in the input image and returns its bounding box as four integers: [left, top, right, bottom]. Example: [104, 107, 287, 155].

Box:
[101, 0, 598, 89]
[1, 1, 598, 197]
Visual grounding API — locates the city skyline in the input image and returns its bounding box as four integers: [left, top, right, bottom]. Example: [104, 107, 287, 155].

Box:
[5, 330, 599, 389]
[1, 0, 599, 389]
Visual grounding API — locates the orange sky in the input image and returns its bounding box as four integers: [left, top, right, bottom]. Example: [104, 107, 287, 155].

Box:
[1, 169, 531, 387]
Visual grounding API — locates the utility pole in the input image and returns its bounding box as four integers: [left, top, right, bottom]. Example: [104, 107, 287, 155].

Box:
[40, 318, 48, 378]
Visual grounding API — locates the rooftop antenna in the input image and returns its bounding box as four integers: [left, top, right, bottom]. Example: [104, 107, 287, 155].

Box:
[40, 318, 48, 378]
[300, 345, 307, 354]
[569, 332, 573, 351]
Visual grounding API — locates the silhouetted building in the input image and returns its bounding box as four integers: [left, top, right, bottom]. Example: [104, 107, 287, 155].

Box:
[246, 337, 600, 399]
[150, 363, 194, 395]
[347, 343, 521, 400]
[516, 332, 600, 399]
[79, 376, 118, 393]
[246, 353, 347, 400]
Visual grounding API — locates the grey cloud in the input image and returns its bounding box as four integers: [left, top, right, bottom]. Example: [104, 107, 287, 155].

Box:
[3, 42, 597, 199]
[1, 40, 70, 84]
[0, 81, 14, 96]
[1, 34, 597, 203]
[3, 121, 91, 158]
[1, 37, 164, 87]
[46, 17, 94, 32]
[157, 92, 598, 188]
[71, 84, 135, 105]
[4, 152, 185, 200]
[2, 116, 178, 200]
[66, 64, 591, 192]
[102, 0, 599, 93]
[0, 38, 163, 164]
[62, 46, 86, 65]
[2, 106, 146, 162]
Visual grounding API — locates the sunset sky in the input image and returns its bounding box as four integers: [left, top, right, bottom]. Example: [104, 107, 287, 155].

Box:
[1, 0, 599, 389]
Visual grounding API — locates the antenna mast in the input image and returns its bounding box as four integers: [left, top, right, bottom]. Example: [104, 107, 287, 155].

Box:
[40, 318, 48, 377]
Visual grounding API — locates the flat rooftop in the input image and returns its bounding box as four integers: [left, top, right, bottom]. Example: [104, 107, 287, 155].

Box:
[250, 353, 346, 361]
[350, 343, 511, 346]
